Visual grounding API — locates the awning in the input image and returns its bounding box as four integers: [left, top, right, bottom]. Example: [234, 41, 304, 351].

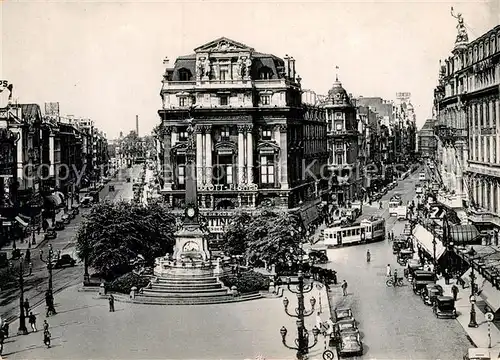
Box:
[449, 224, 480, 244]
[15, 215, 29, 227]
[413, 224, 447, 260]
[300, 205, 319, 227]
[55, 191, 65, 204]
[44, 194, 62, 208]
[462, 268, 500, 312]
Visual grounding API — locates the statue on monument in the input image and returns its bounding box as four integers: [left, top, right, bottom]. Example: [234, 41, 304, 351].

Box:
[451, 7, 469, 44]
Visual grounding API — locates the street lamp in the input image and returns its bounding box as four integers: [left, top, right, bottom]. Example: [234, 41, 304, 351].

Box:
[9, 254, 30, 335]
[40, 245, 57, 315]
[468, 247, 478, 328]
[280, 269, 320, 359]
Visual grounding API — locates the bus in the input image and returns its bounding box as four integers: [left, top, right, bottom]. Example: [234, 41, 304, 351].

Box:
[323, 217, 386, 248]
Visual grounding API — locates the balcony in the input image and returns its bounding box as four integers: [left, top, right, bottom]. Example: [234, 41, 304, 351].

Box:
[327, 130, 358, 138]
[467, 162, 500, 178]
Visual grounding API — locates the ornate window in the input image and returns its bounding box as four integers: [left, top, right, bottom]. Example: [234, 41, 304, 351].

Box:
[179, 129, 188, 141]
[486, 40, 490, 57]
[220, 95, 228, 106]
[176, 155, 186, 190]
[260, 155, 275, 185]
[178, 68, 192, 81]
[261, 95, 271, 105]
[220, 128, 230, 140]
[219, 66, 229, 81]
[479, 43, 484, 60]
[214, 154, 234, 186]
[179, 97, 187, 107]
[262, 129, 272, 140]
[258, 66, 273, 80]
[336, 154, 343, 165]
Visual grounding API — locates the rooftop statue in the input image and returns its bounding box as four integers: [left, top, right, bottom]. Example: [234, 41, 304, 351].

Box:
[451, 7, 469, 44]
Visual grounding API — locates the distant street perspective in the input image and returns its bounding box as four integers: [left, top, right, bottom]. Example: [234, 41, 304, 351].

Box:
[1, 1, 500, 359]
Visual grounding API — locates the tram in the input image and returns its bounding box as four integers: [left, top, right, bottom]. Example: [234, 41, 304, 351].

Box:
[323, 216, 386, 248]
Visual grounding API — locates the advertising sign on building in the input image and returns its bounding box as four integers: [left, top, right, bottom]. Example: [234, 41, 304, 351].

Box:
[44, 102, 60, 121]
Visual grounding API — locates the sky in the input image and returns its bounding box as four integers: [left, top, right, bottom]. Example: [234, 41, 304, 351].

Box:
[1, 0, 499, 139]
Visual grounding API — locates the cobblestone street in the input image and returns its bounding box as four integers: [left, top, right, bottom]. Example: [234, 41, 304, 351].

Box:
[325, 172, 473, 359]
[2, 285, 309, 360]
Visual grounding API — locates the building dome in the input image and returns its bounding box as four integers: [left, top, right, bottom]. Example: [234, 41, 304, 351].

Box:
[327, 80, 352, 107]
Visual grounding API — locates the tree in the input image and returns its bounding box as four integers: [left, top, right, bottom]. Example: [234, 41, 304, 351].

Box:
[75, 200, 176, 279]
[223, 210, 305, 268]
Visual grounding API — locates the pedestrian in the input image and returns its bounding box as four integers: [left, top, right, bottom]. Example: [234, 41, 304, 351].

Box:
[316, 312, 322, 333]
[444, 267, 450, 285]
[0, 326, 4, 356]
[2, 322, 8, 338]
[341, 280, 348, 296]
[109, 294, 115, 312]
[43, 320, 49, 333]
[451, 284, 459, 301]
[386, 264, 392, 277]
[28, 262, 33, 276]
[29, 312, 37, 332]
[23, 299, 30, 315]
[43, 328, 51, 348]
[379, 201, 383, 209]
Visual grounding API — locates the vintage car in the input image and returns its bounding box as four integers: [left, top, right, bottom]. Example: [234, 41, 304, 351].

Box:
[54, 220, 65, 231]
[334, 319, 359, 341]
[421, 284, 444, 306]
[339, 331, 363, 357]
[463, 347, 500, 360]
[397, 249, 413, 266]
[44, 227, 57, 240]
[334, 308, 354, 322]
[392, 239, 407, 254]
[80, 195, 94, 208]
[412, 270, 436, 295]
[53, 254, 77, 269]
[434, 296, 457, 319]
[404, 259, 423, 282]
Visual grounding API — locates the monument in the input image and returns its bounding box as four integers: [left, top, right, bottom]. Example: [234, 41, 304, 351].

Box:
[154, 116, 213, 276]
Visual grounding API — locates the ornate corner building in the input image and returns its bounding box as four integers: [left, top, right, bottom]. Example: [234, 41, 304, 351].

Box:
[157, 37, 329, 248]
[322, 78, 362, 205]
[434, 16, 500, 228]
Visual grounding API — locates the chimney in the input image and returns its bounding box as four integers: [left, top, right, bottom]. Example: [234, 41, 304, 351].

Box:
[284, 54, 290, 79]
[290, 57, 296, 81]
[136, 115, 139, 136]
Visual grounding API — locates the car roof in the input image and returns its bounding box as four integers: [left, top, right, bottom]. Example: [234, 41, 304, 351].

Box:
[337, 319, 355, 324]
[335, 308, 352, 312]
[437, 296, 454, 302]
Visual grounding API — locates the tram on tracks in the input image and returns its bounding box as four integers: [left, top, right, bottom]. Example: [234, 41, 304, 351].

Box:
[323, 216, 386, 248]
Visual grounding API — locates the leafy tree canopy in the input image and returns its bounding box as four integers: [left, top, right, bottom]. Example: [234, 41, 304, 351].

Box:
[222, 210, 305, 268]
[75, 200, 176, 279]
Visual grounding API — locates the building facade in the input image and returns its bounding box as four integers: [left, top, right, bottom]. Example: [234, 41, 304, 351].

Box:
[418, 119, 438, 159]
[157, 37, 328, 246]
[435, 17, 500, 227]
[323, 79, 362, 205]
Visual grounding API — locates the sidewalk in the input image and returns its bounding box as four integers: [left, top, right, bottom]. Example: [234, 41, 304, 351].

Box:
[1, 233, 46, 251]
[437, 277, 500, 348]
[280, 281, 338, 360]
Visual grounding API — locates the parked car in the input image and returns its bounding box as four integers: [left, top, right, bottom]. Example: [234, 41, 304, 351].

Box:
[334, 319, 359, 340]
[54, 254, 77, 269]
[421, 284, 444, 306]
[339, 331, 363, 357]
[412, 270, 436, 295]
[334, 308, 354, 322]
[434, 296, 457, 319]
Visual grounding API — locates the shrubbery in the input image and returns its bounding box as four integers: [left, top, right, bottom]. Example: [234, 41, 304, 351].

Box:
[220, 270, 270, 294]
[106, 272, 150, 294]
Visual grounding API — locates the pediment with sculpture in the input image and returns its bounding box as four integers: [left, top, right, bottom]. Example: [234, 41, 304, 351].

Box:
[256, 140, 280, 153]
[194, 37, 254, 53]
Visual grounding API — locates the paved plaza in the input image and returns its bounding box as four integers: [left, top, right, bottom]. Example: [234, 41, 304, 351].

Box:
[1, 283, 332, 360]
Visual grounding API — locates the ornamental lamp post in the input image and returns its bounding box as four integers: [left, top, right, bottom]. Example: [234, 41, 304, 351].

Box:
[468, 246, 478, 328]
[40, 245, 57, 315]
[280, 268, 320, 359]
[9, 254, 30, 335]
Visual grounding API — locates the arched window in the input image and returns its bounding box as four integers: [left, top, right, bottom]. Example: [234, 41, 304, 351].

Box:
[479, 43, 484, 60]
[473, 46, 478, 63]
[178, 68, 192, 81]
[258, 66, 273, 80]
[492, 36, 496, 54]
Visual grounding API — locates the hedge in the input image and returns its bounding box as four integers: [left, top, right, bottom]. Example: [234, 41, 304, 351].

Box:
[220, 270, 270, 294]
[107, 272, 149, 294]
